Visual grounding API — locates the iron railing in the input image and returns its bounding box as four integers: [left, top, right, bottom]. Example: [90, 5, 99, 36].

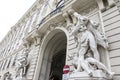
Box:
[38, 4, 64, 26]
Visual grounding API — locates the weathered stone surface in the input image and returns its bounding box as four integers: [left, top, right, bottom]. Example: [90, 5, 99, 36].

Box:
[0, 0, 120, 80]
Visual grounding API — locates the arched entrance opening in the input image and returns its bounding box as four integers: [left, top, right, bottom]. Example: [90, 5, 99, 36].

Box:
[39, 29, 67, 80]
[50, 49, 66, 80]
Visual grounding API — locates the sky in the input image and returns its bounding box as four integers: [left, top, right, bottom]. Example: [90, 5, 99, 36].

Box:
[0, 0, 36, 42]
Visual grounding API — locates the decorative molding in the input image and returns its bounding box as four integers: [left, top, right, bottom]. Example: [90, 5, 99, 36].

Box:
[23, 40, 31, 49]
[14, 48, 29, 80]
[49, 24, 56, 31]
[62, 12, 72, 27]
[33, 30, 44, 46]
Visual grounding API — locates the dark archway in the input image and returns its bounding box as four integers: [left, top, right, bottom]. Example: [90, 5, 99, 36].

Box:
[49, 50, 66, 80]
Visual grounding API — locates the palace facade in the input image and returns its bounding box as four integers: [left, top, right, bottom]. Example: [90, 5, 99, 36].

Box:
[0, 0, 120, 80]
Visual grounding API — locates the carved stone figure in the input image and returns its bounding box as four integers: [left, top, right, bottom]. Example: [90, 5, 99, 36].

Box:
[69, 11, 100, 75]
[85, 50, 114, 78]
[71, 11, 100, 60]
[72, 49, 114, 78]
[68, 10, 114, 78]
[15, 49, 29, 79]
[72, 53, 92, 76]
[87, 20, 109, 49]
[3, 72, 12, 80]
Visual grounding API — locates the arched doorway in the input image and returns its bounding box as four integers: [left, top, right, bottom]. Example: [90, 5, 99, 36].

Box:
[39, 29, 67, 80]
[49, 49, 66, 80]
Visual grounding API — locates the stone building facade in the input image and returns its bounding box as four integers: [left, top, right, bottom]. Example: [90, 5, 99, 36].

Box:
[0, 0, 120, 80]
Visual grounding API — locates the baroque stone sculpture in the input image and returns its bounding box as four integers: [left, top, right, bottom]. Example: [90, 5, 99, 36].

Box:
[68, 10, 114, 79]
[15, 48, 29, 80]
[3, 72, 12, 80]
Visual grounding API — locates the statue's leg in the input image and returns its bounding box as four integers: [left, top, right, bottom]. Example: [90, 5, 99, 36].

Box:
[79, 47, 88, 69]
[75, 59, 82, 72]
[78, 47, 88, 59]
[77, 47, 92, 76]
[20, 67, 24, 78]
[92, 47, 100, 61]
[23, 67, 26, 75]
[94, 59, 114, 75]
[89, 37, 100, 61]
[81, 60, 93, 76]
[75, 47, 86, 72]
[87, 58, 114, 76]
[19, 68, 22, 78]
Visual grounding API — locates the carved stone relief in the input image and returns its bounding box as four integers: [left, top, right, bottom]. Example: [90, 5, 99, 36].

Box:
[66, 10, 114, 79]
[62, 11, 74, 33]
[23, 40, 31, 49]
[3, 72, 12, 80]
[48, 24, 56, 31]
[14, 48, 29, 80]
[33, 31, 44, 46]
[45, 21, 66, 36]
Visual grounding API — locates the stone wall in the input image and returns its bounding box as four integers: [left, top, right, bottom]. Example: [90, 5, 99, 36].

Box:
[0, 0, 120, 80]
[26, 45, 41, 80]
[0, 48, 24, 79]
[0, 0, 40, 79]
[102, 5, 120, 79]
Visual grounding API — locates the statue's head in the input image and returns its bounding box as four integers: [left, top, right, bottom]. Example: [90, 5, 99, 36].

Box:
[67, 9, 75, 15]
[75, 16, 88, 32]
[90, 20, 99, 29]
[80, 16, 89, 25]
[78, 25, 87, 32]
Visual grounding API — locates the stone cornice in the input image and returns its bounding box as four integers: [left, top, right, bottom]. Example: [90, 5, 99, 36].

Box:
[0, 0, 44, 43]
[9, 0, 45, 33]
[8, 0, 75, 47]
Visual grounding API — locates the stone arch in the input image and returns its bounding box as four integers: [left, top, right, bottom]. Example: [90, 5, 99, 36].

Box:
[35, 28, 68, 80]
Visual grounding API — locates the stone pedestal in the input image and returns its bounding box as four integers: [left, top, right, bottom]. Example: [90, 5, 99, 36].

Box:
[69, 70, 107, 80]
